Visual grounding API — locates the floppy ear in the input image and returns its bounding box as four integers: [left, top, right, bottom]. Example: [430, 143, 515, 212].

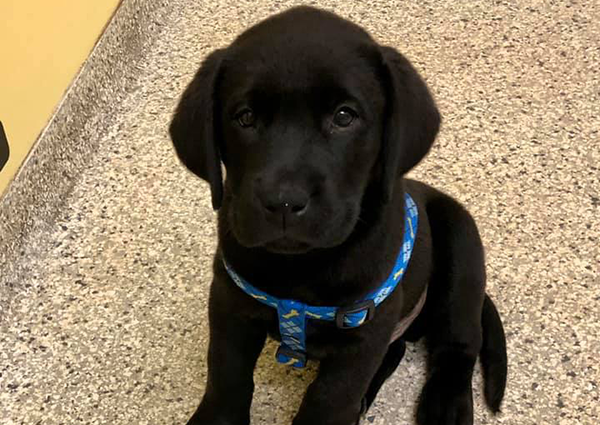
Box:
[379, 46, 441, 203]
[169, 49, 225, 210]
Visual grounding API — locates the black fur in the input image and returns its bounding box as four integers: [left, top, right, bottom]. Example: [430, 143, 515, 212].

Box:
[481, 294, 508, 413]
[170, 49, 224, 209]
[169, 6, 507, 425]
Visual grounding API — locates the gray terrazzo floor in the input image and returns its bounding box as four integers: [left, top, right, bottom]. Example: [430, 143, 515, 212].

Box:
[1, 1, 599, 424]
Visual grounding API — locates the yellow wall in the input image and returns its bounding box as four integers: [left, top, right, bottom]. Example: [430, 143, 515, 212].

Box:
[0, 0, 121, 195]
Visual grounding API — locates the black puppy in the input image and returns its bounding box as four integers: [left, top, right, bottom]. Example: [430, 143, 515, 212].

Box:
[170, 6, 507, 425]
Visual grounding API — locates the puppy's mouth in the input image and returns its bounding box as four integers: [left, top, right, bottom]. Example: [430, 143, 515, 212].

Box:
[228, 196, 361, 255]
[263, 236, 313, 255]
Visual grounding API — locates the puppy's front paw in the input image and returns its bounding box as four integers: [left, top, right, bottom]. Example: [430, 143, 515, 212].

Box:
[186, 404, 248, 425]
[416, 373, 473, 425]
[187, 414, 245, 425]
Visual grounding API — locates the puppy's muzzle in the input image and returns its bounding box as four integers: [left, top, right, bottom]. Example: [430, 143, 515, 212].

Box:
[256, 183, 311, 230]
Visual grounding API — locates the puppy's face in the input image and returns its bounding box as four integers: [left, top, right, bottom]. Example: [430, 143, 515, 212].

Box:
[170, 7, 440, 255]
[219, 30, 386, 254]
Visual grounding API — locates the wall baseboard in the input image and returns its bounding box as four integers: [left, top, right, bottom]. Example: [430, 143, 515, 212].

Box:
[0, 0, 172, 321]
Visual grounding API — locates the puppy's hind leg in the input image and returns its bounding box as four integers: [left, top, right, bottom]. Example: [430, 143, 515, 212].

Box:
[416, 194, 488, 425]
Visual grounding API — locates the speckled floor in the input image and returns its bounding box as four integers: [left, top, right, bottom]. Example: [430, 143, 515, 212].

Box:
[1, 1, 599, 424]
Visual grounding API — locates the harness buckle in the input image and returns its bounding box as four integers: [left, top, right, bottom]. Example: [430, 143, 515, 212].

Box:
[336, 299, 376, 329]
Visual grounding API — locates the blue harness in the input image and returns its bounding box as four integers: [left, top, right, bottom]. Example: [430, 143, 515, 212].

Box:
[223, 193, 419, 368]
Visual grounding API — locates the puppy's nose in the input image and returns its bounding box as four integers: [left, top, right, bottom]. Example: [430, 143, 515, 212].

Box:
[260, 187, 310, 217]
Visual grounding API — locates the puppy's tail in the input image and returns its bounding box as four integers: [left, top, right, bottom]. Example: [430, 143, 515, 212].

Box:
[480, 294, 507, 413]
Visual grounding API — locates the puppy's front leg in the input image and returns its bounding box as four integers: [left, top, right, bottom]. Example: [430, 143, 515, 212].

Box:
[292, 332, 391, 425]
[187, 279, 267, 425]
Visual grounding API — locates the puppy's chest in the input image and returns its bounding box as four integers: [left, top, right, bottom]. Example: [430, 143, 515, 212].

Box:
[264, 314, 367, 359]
[258, 284, 407, 360]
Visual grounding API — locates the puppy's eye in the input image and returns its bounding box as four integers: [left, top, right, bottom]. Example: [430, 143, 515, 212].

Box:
[333, 107, 357, 127]
[236, 109, 255, 128]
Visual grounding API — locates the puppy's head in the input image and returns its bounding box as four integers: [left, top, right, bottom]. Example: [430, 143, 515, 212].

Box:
[170, 6, 440, 254]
